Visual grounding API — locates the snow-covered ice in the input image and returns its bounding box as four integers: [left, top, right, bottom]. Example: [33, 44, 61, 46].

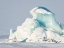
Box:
[8, 6, 64, 43]
[6, 7, 64, 43]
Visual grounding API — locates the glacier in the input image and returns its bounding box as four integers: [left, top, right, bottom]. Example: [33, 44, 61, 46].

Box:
[8, 7, 64, 43]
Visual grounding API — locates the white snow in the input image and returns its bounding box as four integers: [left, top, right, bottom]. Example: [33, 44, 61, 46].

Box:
[35, 8, 51, 14]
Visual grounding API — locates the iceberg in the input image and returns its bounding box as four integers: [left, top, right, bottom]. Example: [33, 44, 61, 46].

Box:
[8, 6, 64, 43]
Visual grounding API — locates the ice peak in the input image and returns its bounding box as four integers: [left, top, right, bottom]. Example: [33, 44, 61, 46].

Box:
[30, 7, 52, 15]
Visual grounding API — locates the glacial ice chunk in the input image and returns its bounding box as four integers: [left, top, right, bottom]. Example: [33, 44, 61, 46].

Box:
[19, 18, 40, 36]
[9, 29, 16, 40]
[30, 7, 64, 35]
[26, 27, 64, 43]
[8, 6, 64, 43]
[9, 18, 40, 42]
[26, 27, 47, 43]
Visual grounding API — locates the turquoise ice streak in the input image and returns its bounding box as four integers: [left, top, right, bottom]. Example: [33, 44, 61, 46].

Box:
[38, 7, 51, 12]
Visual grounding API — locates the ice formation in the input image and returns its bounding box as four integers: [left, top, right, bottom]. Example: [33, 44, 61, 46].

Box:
[9, 7, 64, 43]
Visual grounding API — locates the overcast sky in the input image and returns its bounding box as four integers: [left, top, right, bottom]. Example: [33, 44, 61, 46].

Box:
[0, 0, 64, 34]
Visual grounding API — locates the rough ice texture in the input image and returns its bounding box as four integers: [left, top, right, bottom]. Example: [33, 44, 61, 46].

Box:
[9, 7, 64, 43]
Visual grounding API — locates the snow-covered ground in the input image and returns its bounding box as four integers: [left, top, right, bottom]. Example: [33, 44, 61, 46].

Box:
[0, 34, 64, 48]
[0, 43, 64, 48]
[0, 42, 64, 48]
